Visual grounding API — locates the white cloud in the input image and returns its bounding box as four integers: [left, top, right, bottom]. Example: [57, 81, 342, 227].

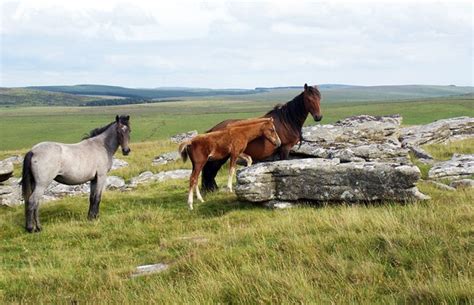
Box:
[1, 0, 472, 87]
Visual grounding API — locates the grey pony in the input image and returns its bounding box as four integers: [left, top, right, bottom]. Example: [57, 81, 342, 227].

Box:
[21, 115, 131, 233]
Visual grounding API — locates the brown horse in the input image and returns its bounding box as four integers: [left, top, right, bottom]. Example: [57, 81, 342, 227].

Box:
[202, 83, 322, 192]
[179, 118, 281, 210]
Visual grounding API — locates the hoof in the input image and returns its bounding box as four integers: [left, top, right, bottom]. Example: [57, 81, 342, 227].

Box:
[88, 214, 98, 220]
[34, 225, 42, 232]
[26, 227, 35, 233]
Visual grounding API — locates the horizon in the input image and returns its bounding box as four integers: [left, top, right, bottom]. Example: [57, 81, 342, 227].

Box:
[4, 82, 474, 90]
[1, 0, 473, 88]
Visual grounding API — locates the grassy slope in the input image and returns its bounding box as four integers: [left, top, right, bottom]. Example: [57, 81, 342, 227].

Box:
[0, 88, 100, 106]
[0, 140, 473, 303]
[4, 85, 473, 107]
[1, 95, 473, 151]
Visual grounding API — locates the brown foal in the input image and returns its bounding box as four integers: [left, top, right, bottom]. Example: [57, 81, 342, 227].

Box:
[179, 118, 281, 210]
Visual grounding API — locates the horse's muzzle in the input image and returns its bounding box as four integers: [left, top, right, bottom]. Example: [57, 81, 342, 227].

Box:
[314, 115, 323, 122]
[122, 148, 131, 155]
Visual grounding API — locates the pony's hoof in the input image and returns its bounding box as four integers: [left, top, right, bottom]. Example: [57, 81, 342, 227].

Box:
[88, 213, 98, 220]
[198, 198, 205, 203]
[25, 227, 35, 233]
[34, 225, 42, 232]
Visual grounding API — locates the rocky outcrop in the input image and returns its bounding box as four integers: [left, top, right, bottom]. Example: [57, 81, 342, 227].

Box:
[236, 159, 428, 204]
[129, 169, 191, 187]
[111, 158, 129, 170]
[0, 160, 14, 182]
[428, 154, 474, 180]
[291, 115, 409, 163]
[170, 130, 197, 144]
[400, 117, 474, 147]
[0, 178, 22, 206]
[152, 152, 180, 166]
[450, 179, 474, 189]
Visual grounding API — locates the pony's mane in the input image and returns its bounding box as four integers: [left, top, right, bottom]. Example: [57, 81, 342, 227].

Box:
[265, 85, 320, 140]
[83, 122, 115, 139]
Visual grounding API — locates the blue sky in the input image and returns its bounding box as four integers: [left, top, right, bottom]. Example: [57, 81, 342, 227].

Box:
[1, 0, 472, 88]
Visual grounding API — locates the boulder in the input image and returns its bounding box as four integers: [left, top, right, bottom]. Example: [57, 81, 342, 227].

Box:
[0, 160, 14, 182]
[400, 117, 474, 147]
[106, 176, 126, 190]
[291, 115, 409, 163]
[129, 169, 191, 187]
[3, 155, 23, 164]
[450, 179, 474, 189]
[45, 181, 90, 197]
[170, 130, 197, 144]
[152, 151, 180, 166]
[0, 178, 22, 206]
[235, 158, 429, 204]
[428, 154, 474, 180]
[111, 158, 129, 170]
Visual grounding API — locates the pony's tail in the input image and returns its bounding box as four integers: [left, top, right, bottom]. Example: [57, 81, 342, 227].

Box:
[178, 141, 190, 163]
[21, 151, 35, 206]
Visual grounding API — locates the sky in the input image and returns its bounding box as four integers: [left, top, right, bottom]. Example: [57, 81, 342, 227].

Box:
[0, 0, 472, 88]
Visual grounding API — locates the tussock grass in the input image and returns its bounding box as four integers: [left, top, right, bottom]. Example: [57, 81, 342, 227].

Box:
[424, 138, 474, 160]
[1, 140, 473, 303]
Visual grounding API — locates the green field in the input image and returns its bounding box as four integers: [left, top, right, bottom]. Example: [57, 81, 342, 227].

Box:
[1, 95, 473, 303]
[1, 95, 473, 151]
[0, 139, 473, 303]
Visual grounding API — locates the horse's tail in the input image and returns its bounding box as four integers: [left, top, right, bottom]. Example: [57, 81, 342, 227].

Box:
[178, 141, 190, 163]
[21, 151, 35, 205]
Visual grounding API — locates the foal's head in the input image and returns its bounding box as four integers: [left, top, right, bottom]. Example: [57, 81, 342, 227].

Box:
[115, 115, 131, 155]
[303, 83, 323, 122]
[261, 118, 281, 147]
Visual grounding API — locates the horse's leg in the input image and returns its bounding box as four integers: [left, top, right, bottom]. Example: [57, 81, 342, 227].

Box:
[279, 145, 292, 160]
[26, 184, 47, 233]
[188, 161, 205, 210]
[88, 174, 106, 220]
[195, 184, 204, 203]
[201, 157, 229, 193]
[239, 153, 253, 166]
[227, 156, 237, 192]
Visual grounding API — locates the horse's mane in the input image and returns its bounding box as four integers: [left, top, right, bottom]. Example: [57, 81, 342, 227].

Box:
[265, 86, 320, 141]
[83, 122, 115, 139]
[83, 115, 131, 140]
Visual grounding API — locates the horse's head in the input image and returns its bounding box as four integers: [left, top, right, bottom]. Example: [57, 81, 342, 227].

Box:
[303, 83, 323, 122]
[261, 118, 281, 147]
[116, 115, 131, 155]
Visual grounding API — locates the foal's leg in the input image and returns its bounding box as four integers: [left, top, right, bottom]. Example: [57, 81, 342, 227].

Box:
[227, 156, 238, 193]
[195, 184, 204, 203]
[88, 174, 106, 220]
[188, 162, 205, 210]
[239, 153, 253, 167]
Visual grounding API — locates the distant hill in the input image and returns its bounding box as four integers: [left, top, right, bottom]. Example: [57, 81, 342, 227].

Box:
[28, 84, 263, 100]
[0, 88, 101, 107]
[1, 84, 473, 107]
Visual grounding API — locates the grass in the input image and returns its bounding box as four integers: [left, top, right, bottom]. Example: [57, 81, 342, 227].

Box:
[1, 139, 473, 303]
[1, 95, 473, 150]
[424, 138, 474, 160]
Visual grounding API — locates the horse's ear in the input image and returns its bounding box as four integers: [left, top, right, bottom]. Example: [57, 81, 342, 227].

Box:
[304, 83, 308, 91]
[115, 115, 119, 122]
[125, 115, 130, 121]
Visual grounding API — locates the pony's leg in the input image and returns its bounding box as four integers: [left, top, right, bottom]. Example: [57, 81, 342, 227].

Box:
[26, 184, 47, 233]
[88, 174, 106, 220]
[279, 145, 291, 160]
[239, 153, 253, 166]
[195, 184, 204, 203]
[227, 156, 237, 192]
[188, 162, 205, 210]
